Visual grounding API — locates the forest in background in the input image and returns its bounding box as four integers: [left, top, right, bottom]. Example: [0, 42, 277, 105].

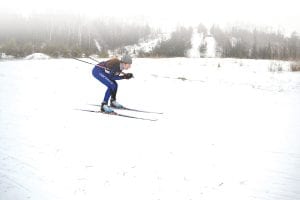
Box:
[0, 13, 299, 60]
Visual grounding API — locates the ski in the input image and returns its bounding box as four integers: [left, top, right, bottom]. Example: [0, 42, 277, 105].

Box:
[89, 104, 163, 114]
[76, 109, 157, 121]
[114, 106, 163, 114]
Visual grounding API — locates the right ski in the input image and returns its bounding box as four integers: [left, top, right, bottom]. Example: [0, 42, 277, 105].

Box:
[89, 104, 163, 114]
[76, 109, 157, 121]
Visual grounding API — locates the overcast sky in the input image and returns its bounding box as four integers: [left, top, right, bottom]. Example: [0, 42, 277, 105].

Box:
[1, 0, 300, 33]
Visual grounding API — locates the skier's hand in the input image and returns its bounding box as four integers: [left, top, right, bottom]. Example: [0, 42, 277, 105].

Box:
[124, 73, 133, 79]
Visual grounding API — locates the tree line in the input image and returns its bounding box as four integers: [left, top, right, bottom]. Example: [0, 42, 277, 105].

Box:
[0, 13, 151, 58]
[209, 25, 300, 60]
[150, 27, 193, 57]
[1, 13, 299, 60]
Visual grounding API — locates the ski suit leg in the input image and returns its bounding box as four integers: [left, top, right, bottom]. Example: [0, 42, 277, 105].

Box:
[92, 67, 118, 103]
[110, 80, 118, 100]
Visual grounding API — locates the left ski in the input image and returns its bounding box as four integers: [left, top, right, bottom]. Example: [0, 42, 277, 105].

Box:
[114, 106, 163, 114]
[76, 109, 157, 121]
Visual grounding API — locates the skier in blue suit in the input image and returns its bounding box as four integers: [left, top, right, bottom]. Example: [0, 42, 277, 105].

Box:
[92, 54, 133, 113]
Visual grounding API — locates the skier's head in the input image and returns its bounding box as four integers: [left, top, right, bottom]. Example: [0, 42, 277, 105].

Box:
[120, 54, 132, 70]
[121, 54, 132, 64]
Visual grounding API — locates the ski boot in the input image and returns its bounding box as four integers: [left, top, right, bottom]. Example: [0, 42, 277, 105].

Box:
[101, 102, 114, 113]
[110, 99, 124, 109]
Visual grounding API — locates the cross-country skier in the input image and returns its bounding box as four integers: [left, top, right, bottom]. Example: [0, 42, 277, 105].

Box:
[92, 54, 133, 113]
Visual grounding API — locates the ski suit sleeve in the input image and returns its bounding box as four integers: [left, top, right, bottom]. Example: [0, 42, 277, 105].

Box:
[109, 72, 123, 80]
[108, 66, 124, 80]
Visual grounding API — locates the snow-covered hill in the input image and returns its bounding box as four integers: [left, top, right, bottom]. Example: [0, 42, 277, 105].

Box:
[112, 28, 216, 58]
[109, 33, 171, 57]
[24, 53, 50, 60]
[0, 58, 300, 200]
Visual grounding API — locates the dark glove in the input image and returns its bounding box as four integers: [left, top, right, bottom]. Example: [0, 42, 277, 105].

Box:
[123, 73, 133, 79]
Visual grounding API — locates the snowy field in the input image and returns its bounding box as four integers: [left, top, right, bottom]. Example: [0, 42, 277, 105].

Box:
[0, 58, 300, 200]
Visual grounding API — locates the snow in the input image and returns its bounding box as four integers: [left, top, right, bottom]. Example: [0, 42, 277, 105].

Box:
[186, 29, 217, 58]
[24, 53, 50, 60]
[1, 58, 300, 200]
[110, 33, 171, 57]
[187, 28, 202, 58]
[1, 53, 14, 59]
[204, 35, 216, 58]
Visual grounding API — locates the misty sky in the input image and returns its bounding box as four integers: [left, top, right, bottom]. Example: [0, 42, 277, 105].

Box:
[1, 0, 300, 33]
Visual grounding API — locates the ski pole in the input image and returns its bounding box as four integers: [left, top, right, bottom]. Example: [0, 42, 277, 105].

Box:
[88, 56, 126, 75]
[72, 57, 113, 72]
[72, 57, 98, 66]
[72, 57, 126, 75]
[88, 56, 125, 75]
[88, 56, 100, 63]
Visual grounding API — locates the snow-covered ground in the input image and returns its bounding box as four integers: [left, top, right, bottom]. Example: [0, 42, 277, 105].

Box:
[0, 58, 300, 200]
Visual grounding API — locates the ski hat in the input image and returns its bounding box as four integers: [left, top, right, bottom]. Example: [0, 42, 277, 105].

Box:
[121, 54, 132, 64]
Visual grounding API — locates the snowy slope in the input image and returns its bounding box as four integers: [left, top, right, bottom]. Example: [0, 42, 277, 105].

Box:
[204, 35, 216, 58]
[109, 33, 171, 57]
[0, 58, 300, 200]
[187, 28, 202, 58]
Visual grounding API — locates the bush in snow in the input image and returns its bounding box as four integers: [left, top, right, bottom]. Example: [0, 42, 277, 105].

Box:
[268, 61, 283, 72]
[290, 61, 300, 72]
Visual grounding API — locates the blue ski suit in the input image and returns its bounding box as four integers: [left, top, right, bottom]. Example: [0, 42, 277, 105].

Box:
[92, 59, 125, 103]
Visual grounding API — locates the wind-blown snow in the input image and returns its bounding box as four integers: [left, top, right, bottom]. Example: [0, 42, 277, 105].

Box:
[0, 58, 300, 200]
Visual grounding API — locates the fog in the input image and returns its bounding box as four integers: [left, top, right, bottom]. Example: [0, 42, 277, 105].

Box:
[1, 0, 300, 60]
[1, 0, 300, 33]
